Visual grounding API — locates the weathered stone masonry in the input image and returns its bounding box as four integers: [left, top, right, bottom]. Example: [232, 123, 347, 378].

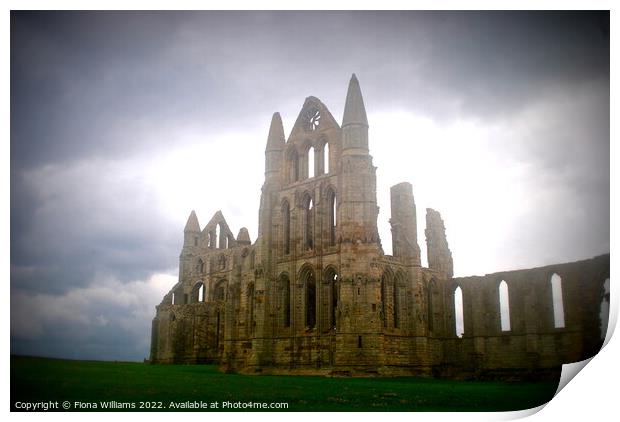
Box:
[150, 75, 610, 379]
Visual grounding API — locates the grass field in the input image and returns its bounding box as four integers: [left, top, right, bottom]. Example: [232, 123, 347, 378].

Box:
[11, 355, 559, 412]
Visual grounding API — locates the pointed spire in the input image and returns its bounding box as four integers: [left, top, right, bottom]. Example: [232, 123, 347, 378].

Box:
[342, 73, 368, 128]
[184, 210, 200, 233]
[265, 112, 285, 152]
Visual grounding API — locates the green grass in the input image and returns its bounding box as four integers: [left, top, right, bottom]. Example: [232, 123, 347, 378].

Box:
[11, 355, 559, 412]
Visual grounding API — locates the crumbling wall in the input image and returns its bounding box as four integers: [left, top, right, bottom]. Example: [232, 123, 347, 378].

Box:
[390, 182, 421, 266]
[150, 302, 222, 364]
[441, 254, 610, 379]
[425, 208, 453, 278]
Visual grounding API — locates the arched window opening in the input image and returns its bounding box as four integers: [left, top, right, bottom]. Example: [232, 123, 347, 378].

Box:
[215, 224, 221, 249]
[194, 236, 198, 246]
[551, 273, 565, 328]
[327, 189, 337, 246]
[325, 268, 338, 329]
[198, 259, 205, 274]
[282, 201, 291, 255]
[172, 292, 176, 305]
[308, 147, 315, 178]
[218, 254, 226, 270]
[600, 278, 610, 341]
[324, 142, 330, 174]
[192, 281, 205, 303]
[303, 267, 316, 329]
[217, 223, 228, 249]
[303, 195, 314, 250]
[209, 231, 216, 249]
[499, 280, 511, 331]
[454, 286, 464, 337]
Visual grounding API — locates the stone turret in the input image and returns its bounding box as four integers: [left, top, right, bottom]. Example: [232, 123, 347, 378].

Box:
[341, 73, 369, 155]
[183, 210, 200, 248]
[425, 208, 453, 278]
[237, 227, 251, 245]
[264, 112, 285, 183]
[338, 74, 380, 245]
[258, 112, 285, 247]
[390, 182, 421, 266]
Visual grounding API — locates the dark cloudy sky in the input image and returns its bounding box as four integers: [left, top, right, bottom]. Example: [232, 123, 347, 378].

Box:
[10, 11, 609, 361]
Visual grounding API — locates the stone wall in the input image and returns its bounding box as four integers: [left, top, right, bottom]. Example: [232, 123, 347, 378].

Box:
[440, 254, 610, 379]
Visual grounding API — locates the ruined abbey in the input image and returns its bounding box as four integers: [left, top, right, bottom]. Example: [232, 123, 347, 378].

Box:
[150, 75, 610, 379]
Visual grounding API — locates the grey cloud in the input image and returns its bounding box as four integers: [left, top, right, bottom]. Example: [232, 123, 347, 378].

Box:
[11, 159, 180, 295]
[12, 11, 608, 168]
[11, 273, 169, 361]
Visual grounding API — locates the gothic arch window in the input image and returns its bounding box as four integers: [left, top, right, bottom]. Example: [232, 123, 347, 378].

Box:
[394, 271, 407, 329]
[499, 280, 511, 331]
[324, 142, 330, 174]
[302, 194, 314, 251]
[279, 274, 291, 328]
[325, 267, 338, 329]
[282, 200, 291, 255]
[218, 254, 226, 270]
[301, 266, 316, 329]
[216, 224, 221, 249]
[550, 273, 565, 328]
[454, 285, 464, 337]
[326, 188, 337, 247]
[308, 146, 315, 178]
[171, 292, 176, 305]
[192, 281, 205, 303]
[197, 258, 205, 274]
[217, 223, 228, 249]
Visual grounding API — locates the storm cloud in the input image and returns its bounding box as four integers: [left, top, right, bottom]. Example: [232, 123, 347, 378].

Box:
[11, 11, 609, 361]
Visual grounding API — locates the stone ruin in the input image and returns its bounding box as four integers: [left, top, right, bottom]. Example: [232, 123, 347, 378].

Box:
[150, 75, 610, 379]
